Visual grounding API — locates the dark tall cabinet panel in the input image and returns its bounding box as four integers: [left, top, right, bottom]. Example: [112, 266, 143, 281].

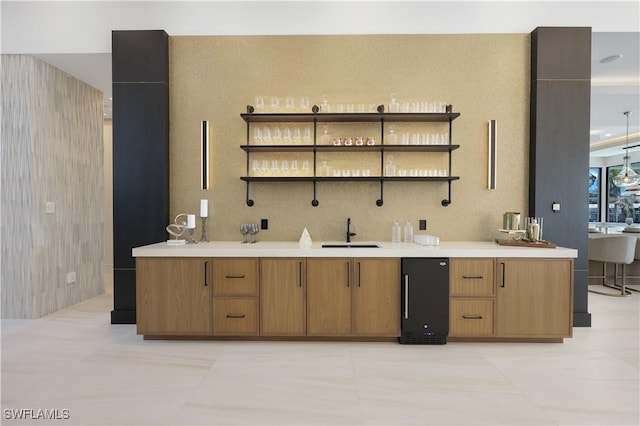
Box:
[530, 27, 591, 327]
[111, 30, 170, 324]
[400, 258, 449, 344]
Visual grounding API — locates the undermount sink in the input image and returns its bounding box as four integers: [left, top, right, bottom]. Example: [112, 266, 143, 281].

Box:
[321, 244, 380, 248]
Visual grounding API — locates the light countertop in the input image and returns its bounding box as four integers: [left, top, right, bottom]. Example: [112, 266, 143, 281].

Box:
[132, 240, 578, 259]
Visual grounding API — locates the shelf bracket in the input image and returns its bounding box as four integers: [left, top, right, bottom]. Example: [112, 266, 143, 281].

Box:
[246, 181, 254, 207]
[441, 180, 452, 207]
[376, 180, 384, 206]
[311, 180, 319, 207]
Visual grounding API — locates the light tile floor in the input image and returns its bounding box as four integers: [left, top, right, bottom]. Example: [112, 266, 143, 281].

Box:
[1, 278, 638, 426]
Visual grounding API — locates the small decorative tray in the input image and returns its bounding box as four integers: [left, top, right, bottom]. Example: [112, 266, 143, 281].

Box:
[495, 239, 556, 248]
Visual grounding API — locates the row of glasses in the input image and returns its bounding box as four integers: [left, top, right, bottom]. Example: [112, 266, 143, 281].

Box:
[388, 94, 449, 113]
[396, 168, 448, 177]
[240, 223, 260, 243]
[252, 159, 310, 176]
[254, 96, 311, 113]
[331, 136, 377, 146]
[253, 126, 313, 145]
[387, 126, 449, 145]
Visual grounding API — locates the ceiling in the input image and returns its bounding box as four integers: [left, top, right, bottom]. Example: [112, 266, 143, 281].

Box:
[2, 1, 638, 158]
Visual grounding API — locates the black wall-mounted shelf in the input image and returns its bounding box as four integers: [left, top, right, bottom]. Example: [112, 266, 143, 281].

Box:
[240, 104, 460, 207]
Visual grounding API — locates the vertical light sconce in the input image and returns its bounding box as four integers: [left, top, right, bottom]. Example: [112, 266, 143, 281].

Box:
[201, 120, 210, 189]
[488, 119, 497, 190]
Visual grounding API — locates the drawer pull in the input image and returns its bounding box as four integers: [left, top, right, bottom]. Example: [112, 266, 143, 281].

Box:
[226, 314, 246, 319]
[462, 315, 484, 320]
[462, 275, 483, 279]
[226, 274, 246, 279]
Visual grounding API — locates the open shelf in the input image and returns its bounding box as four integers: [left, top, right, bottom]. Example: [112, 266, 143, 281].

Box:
[240, 104, 461, 207]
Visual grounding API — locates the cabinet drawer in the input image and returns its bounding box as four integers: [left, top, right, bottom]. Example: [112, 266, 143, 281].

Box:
[449, 299, 494, 336]
[213, 297, 258, 335]
[450, 258, 495, 296]
[213, 258, 258, 296]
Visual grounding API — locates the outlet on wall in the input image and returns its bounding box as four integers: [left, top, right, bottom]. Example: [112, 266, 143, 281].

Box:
[261, 219, 268, 230]
[419, 219, 427, 231]
[66, 271, 76, 284]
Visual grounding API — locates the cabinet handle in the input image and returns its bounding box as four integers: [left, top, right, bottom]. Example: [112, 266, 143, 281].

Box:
[404, 274, 409, 320]
[298, 261, 302, 287]
[462, 315, 484, 320]
[204, 261, 208, 287]
[226, 314, 246, 319]
[357, 262, 361, 287]
[462, 275, 483, 279]
[225, 274, 245, 279]
[500, 262, 506, 288]
[346, 261, 350, 287]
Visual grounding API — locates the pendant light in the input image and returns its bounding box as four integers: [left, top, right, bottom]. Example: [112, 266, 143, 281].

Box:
[612, 111, 639, 188]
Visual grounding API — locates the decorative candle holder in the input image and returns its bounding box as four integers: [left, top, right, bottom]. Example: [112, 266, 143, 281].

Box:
[187, 228, 197, 244]
[199, 216, 209, 242]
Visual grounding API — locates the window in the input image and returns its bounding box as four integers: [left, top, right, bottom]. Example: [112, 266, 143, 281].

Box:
[606, 163, 640, 223]
[589, 167, 600, 222]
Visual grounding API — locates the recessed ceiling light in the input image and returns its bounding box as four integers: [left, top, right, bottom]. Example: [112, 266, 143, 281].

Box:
[600, 54, 623, 64]
[605, 133, 613, 137]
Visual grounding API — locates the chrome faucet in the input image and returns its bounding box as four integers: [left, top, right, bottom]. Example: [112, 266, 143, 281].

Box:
[346, 217, 356, 243]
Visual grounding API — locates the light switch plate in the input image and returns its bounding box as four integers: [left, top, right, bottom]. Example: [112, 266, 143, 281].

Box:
[552, 202, 561, 212]
[45, 202, 55, 214]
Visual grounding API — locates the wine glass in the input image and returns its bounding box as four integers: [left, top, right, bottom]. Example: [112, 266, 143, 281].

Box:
[300, 96, 310, 112]
[249, 223, 259, 243]
[240, 223, 249, 243]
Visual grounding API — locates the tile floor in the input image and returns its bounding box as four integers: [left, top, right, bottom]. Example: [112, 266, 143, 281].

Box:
[1, 277, 638, 426]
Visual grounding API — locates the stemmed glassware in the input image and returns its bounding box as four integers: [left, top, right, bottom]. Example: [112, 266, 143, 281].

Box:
[240, 223, 249, 243]
[248, 223, 259, 243]
[240, 223, 260, 243]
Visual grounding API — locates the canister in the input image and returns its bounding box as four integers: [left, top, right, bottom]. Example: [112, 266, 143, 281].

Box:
[503, 212, 521, 230]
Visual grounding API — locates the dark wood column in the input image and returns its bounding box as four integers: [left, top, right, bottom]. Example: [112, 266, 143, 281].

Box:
[111, 30, 169, 324]
[530, 27, 591, 327]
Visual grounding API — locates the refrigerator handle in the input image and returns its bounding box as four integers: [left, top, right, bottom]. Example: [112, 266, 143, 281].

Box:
[404, 274, 409, 319]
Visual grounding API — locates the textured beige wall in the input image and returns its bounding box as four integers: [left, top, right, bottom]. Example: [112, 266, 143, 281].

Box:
[170, 34, 529, 242]
[1, 55, 104, 318]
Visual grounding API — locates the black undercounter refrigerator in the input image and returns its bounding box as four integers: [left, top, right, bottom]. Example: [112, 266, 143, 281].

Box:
[399, 258, 450, 344]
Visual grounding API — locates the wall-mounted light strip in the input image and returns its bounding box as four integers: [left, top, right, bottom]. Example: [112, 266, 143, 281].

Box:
[201, 120, 210, 190]
[488, 119, 497, 190]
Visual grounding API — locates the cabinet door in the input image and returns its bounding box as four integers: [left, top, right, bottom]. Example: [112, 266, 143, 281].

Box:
[212, 258, 258, 296]
[260, 258, 306, 336]
[450, 258, 495, 296]
[496, 259, 573, 337]
[213, 297, 258, 335]
[307, 258, 352, 336]
[353, 258, 400, 336]
[136, 257, 212, 335]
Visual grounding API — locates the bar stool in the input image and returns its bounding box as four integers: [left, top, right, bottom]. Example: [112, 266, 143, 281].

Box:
[588, 235, 635, 297]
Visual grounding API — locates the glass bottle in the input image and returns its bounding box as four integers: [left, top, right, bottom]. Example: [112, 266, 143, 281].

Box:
[385, 154, 396, 177]
[403, 220, 414, 243]
[387, 125, 398, 145]
[320, 125, 331, 145]
[389, 93, 399, 113]
[392, 220, 401, 243]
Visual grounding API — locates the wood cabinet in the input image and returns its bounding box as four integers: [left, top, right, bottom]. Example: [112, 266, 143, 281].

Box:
[307, 258, 400, 337]
[449, 258, 495, 337]
[496, 258, 573, 338]
[260, 258, 306, 336]
[353, 258, 400, 336]
[136, 257, 212, 335]
[307, 258, 352, 335]
[212, 258, 259, 336]
[213, 297, 258, 335]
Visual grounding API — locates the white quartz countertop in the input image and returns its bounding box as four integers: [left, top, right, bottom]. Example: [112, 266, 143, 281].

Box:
[132, 241, 578, 258]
